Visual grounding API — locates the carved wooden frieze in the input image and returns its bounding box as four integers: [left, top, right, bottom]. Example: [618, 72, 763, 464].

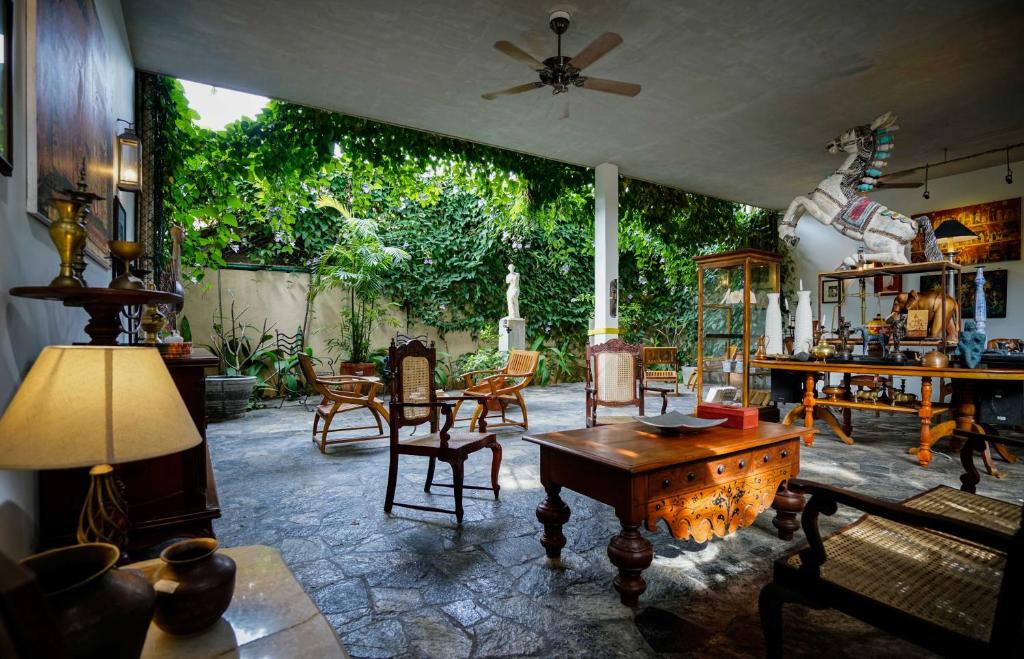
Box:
[645, 466, 793, 543]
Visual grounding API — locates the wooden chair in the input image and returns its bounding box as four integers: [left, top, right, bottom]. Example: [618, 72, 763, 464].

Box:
[759, 429, 1024, 658]
[298, 354, 389, 453]
[585, 339, 668, 427]
[453, 349, 540, 431]
[643, 346, 679, 395]
[384, 338, 501, 524]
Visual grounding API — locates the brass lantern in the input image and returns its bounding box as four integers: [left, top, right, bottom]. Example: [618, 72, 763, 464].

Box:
[116, 119, 141, 191]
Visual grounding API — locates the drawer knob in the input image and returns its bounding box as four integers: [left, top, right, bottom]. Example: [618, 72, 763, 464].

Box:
[763, 454, 770, 463]
[717, 465, 726, 475]
[781, 450, 789, 458]
[738, 460, 746, 469]
[687, 472, 696, 481]
[661, 478, 671, 489]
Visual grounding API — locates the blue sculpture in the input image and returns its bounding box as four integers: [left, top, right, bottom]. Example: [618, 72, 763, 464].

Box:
[958, 320, 986, 369]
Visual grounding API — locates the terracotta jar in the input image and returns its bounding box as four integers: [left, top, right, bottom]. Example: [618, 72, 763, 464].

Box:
[20, 542, 155, 659]
[153, 538, 236, 635]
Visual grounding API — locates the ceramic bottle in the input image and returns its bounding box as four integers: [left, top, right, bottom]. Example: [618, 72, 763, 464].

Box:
[793, 290, 814, 355]
[764, 293, 784, 355]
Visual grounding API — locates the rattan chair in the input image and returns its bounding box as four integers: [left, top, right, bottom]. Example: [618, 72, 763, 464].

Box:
[585, 339, 668, 427]
[759, 429, 1024, 658]
[298, 354, 389, 453]
[453, 349, 540, 431]
[643, 346, 679, 395]
[385, 338, 501, 524]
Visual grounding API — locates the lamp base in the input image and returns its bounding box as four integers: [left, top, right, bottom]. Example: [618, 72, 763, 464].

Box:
[77, 464, 130, 548]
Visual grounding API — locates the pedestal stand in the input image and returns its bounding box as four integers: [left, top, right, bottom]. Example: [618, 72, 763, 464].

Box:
[499, 316, 526, 351]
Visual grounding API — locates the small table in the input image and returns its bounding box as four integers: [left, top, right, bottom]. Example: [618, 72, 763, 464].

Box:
[125, 546, 348, 658]
[523, 421, 810, 605]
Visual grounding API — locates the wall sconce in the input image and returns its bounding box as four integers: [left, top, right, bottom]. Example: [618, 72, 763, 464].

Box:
[116, 118, 141, 191]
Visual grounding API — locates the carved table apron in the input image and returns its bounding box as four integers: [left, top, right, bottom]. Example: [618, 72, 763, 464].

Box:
[523, 421, 811, 605]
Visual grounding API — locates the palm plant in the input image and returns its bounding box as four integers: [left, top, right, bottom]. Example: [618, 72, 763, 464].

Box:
[309, 195, 409, 364]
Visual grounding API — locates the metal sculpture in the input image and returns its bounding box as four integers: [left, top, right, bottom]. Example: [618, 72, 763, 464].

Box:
[779, 112, 942, 267]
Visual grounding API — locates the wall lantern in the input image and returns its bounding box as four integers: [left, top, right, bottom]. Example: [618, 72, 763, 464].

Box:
[116, 118, 141, 191]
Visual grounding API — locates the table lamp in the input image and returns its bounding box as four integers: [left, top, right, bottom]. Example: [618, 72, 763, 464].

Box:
[0, 346, 201, 549]
[934, 218, 978, 262]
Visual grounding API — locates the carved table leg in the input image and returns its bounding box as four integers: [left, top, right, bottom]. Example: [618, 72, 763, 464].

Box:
[802, 374, 816, 447]
[841, 373, 853, 436]
[607, 520, 653, 606]
[782, 404, 804, 426]
[917, 377, 933, 467]
[536, 484, 571, 559]
[771, 481, 805, 541]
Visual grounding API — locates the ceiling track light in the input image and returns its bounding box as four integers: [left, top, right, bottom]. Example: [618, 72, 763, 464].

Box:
[922, 163, 930, 200]
[1007, 147, 1014, 185]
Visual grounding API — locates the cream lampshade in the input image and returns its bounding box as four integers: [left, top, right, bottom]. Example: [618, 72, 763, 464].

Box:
[0, 346, 201, 547]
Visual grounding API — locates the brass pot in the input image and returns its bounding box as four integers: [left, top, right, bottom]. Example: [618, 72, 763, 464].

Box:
[810, 339, 835, 361]
[20, 543, 155, 658]
[153, 538, 236, 635]
[922, 350, 949, 368]
[108, 240, 145, 290]
[48, 198, 88, 287]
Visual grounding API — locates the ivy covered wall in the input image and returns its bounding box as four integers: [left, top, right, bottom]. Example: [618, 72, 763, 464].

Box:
[150, 75, 778, 365]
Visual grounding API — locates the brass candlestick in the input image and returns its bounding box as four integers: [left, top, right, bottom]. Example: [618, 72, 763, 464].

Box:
[108, 240, 145, 289]
[48, 196, 88, 287]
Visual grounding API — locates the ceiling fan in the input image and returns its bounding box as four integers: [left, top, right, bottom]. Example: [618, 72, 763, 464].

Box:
[482, 11, 641, 101]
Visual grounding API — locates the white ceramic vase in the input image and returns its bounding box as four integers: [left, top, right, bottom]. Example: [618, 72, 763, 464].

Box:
[793, 290, 813, 355]
[764, 293, 784, 355]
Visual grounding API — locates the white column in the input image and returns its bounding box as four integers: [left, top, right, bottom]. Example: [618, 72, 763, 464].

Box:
[591, 162, 619, 344]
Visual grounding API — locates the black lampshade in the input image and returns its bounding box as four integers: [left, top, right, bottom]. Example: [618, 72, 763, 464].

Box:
[934, 219, 977, 243]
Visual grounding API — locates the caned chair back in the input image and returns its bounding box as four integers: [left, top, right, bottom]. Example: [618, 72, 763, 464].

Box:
[588, 339, 642, 406]
[506, 349, 540, 384]
[389, 338, 437, 426]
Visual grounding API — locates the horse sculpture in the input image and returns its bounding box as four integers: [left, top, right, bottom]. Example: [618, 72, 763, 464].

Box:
[778, 112, 941, 267]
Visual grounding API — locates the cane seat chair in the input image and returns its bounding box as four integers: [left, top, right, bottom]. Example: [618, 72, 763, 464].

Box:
[759, 430, 1024, 658]
[585, 339, 669, 427]
[643, 346, 679, 395]
[385, 338, 501, 524]
[298, 354, 389, 453]
[453, 349, 540, 431]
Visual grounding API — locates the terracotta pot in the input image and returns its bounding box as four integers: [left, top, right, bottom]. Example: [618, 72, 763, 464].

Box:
[339, 361, 376, 377]
[153, 538, 236, 635]
[20, 543, 154, 659]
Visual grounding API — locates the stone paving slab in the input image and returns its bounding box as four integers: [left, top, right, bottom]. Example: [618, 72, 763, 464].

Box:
[207, 383, 1023, 658]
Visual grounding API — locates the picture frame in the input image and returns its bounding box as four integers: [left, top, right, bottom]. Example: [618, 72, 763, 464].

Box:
[921, 269, 1008, 319]
[873, 274, 902, 296]
[0, 0, 12, 176]
[822, 280, 841, 303]
[911, 199, 1021, 265]
[906, 309, 930, 338]
[114, 195, 127, 241]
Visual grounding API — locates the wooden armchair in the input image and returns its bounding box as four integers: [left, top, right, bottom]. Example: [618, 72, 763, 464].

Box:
[643, 346, 679, 395]
[759, 429, 1024, 658]
[298, 354, 389, 453]
[384, 338, 501, 524]
[453, 349, 540, 431]
[585, 339, 668, 427]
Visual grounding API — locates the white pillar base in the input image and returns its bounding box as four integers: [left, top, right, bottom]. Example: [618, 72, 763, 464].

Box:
[499, 317, 526, 351]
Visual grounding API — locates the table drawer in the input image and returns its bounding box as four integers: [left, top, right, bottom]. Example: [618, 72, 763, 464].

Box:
[752, 441, 797, 471]
[647, 463, 706, 499]
[707, 451, 752, 484]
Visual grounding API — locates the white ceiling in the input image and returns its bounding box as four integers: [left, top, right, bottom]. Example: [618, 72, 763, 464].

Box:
[121, 0, 1024, 208]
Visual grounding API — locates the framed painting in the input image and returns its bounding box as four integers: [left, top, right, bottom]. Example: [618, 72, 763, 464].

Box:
[822, 280, 841, 303]
[0, 0, 12, 176]
[920, 269, 1008, 319]
[911, 198, 1021, 265]
[26, 0, 114, 263]
[873, 274, 902, 296]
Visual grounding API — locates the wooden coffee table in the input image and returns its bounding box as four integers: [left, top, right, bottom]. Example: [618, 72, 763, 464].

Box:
[523, 421, 813, 605]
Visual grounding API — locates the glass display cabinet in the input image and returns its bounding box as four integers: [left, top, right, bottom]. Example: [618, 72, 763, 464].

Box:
[694, 249, 781, 412]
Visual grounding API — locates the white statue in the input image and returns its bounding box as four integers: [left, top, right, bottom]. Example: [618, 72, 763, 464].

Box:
[505, 264, 521, 319]
[778, 112, 941, 267]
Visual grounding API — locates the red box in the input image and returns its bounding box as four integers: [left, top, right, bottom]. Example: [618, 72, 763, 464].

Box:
[696, 404, 759, 429]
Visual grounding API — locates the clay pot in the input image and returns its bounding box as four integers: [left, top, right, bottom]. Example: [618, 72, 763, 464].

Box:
[153, 538, 236, 635]
[339, 361, 376, 377]
[20, 543, 155, 659]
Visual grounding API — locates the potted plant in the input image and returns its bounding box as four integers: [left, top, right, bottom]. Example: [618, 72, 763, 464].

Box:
[310, 195, 408, 376]
[204, 303, 277, 418]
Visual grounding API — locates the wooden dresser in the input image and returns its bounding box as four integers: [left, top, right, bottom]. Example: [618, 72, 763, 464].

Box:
[38, 349, 221, 552]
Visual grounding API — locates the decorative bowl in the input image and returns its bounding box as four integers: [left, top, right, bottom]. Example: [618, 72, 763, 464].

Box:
[634, 411, 727, 434]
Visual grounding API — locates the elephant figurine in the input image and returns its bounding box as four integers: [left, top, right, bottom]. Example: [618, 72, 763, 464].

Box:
[889, 290, 959, 338]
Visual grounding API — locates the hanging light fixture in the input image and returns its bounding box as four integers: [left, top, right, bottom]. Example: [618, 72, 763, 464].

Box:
[116, 119, 141, 192]
[922, 163, 930, 200]
[1007, 147, 1014, 185]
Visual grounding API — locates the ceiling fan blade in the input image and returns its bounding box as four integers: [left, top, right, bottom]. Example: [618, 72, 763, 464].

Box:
[482, 82, 544, 101]
[494, 41, 546, 71]
[877, 180, 923, 189]
[581, 77, 641, 97]
[569, 32, 623, 71]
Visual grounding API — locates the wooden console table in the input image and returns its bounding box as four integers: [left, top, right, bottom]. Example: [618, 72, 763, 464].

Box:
[753, 359, 1024, 470]
[524, 421, 811, 605]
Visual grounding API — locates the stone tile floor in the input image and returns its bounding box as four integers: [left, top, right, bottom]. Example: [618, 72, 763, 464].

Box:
[207, 383, 1023, 658]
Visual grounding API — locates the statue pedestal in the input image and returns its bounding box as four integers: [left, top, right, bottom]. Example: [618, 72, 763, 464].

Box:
[500, 317, 526, 351]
